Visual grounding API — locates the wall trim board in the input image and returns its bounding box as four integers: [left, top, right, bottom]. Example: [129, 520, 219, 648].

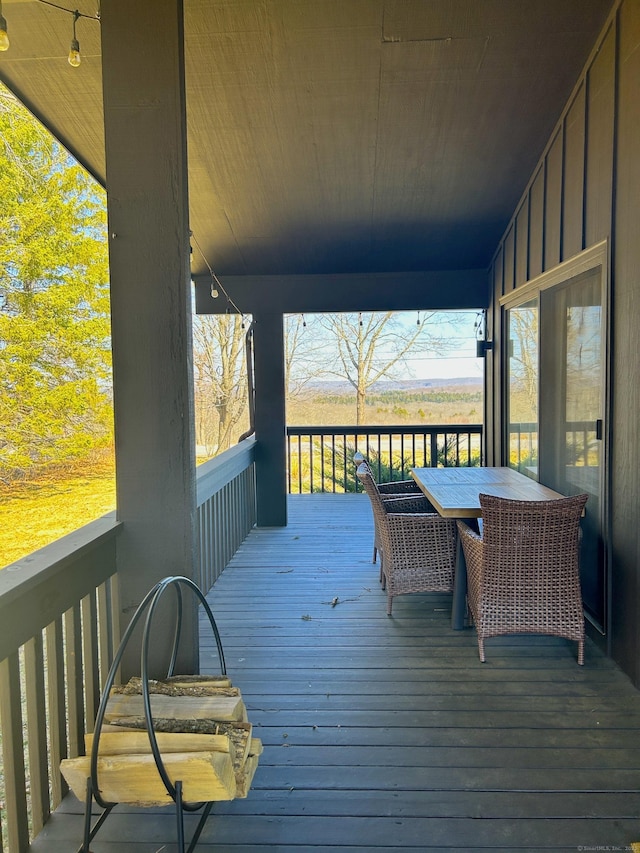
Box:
[499, 239, 608, 309]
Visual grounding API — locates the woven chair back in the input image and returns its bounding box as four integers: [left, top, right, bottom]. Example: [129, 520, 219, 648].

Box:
[479, 492, 588, 560]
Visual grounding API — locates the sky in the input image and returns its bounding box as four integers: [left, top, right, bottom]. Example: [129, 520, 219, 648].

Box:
[283, 309, 485, 385]
[401, 310, 484, 380]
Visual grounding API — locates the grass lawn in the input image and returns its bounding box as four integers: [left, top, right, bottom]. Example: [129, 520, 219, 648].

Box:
[0, 462, 116, 568]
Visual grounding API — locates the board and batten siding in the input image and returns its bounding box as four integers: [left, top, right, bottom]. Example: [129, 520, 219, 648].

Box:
[486, 0, 640, 685]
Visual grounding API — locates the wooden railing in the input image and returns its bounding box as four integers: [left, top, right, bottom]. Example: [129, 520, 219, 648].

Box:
[0, 514, 122, 853]
[0, 437, 257, 852]
[286, 424, 484, 493]
[196, 436, 257, 592]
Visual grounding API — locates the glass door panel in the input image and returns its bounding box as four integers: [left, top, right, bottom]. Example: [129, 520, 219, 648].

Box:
[539, 268, 605, 629]
[507, 298, 539, 478]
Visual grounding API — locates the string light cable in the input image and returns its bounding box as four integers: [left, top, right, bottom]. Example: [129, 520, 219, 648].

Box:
[190, 231, 247, 324]
[0, 1, 100, 63]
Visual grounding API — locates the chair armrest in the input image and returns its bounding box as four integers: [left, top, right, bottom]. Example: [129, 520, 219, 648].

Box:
[386, 512, 457, 568]
[386, 512, 456, 534]
[378, 479, 421, 494]
[381, 494, 436, 513]
[456, 520, 482, 545]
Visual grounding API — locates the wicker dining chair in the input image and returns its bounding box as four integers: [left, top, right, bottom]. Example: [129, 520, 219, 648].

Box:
[355, 458, 435, 576]
[356, 464, 457, 614]
[353, 451, 423, 497]
[457, 492, 589, 664]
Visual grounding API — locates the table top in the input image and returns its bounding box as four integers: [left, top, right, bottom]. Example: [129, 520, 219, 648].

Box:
[410, 466, 566, 518]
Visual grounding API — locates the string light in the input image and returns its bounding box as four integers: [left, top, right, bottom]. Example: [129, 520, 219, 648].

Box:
[474, 310, 484, 340]
[0, 1, 100, 63]
[68, 9, 81, 66]
[0, 1, 10, 52]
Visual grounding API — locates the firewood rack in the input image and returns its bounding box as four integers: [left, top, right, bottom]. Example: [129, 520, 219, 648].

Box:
[78, 575, 227, 853]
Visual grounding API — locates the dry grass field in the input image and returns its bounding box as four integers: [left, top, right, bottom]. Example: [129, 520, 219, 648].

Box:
[1, 382, 483, 569]
[0, 458, 116, 568]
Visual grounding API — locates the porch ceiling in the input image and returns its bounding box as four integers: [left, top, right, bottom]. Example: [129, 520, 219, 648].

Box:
[0, 0, 614, 276]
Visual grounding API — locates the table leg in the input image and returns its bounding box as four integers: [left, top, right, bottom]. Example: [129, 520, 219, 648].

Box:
[451, 534, 468, 630]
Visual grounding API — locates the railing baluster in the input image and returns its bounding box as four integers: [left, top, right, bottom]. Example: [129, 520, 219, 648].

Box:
[342, 433, 348, 492]
[24, 634, 50, 835]
[63, 604, 85, 759]
[0, 652, 29, 853]
[430, 431, 438, 468]
[97, 581, 111, 691]
[108, 574, 122, 687]
[46, 618, 68, 807]
[81, 592, 100, 732]
[332, 434, 337, 491]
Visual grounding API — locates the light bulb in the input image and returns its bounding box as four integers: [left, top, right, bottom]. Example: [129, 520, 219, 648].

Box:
[68, 38, 81, 67]
[210, 286, 219, 299]
[0, 15, 9, 51]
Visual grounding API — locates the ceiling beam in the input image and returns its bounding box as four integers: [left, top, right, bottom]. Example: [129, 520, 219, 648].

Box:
[194, 270, 489, 316]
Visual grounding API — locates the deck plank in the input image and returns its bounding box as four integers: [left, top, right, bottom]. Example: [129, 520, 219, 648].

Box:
[29, 494, 640, 851]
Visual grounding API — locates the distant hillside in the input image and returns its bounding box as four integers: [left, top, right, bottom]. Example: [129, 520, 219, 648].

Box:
[287, 376, 483, 427]
[302, 377, 482, 396]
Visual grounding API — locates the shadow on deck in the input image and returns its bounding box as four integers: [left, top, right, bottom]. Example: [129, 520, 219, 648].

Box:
[30, 494, 640, 851]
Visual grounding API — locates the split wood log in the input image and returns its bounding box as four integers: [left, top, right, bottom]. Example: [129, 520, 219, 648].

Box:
[166, 675, 232, 688]
[235, 753, 259, 799]
[60, 750, 236, 806]
[104, 693, 247, 723]
[113, 677, 240, 698]
[85, 730, 235, 761]
[249, 737, 264, 757]
[107, 717, 253, 765]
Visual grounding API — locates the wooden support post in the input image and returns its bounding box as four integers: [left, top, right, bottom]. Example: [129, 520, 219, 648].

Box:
[252, 312, 287, 526]
[100, 0, 198, 678]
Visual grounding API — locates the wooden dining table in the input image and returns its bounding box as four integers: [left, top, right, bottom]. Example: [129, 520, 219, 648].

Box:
[410, 466, 566, 629]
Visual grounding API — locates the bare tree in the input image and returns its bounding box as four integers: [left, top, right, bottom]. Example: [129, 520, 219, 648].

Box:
[284, 313, 327, 398]
[319, 311, 455, 425]
[192, 314, 249, 456]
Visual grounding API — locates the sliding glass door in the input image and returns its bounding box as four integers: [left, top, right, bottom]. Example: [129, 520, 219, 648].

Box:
[504, 246, 608, 631]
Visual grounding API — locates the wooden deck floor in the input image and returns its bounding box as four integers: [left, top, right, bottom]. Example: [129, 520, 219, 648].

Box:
[31, 494, 640, 852]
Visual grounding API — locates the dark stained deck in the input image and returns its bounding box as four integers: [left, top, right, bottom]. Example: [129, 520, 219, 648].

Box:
[31, 494, 640, 852]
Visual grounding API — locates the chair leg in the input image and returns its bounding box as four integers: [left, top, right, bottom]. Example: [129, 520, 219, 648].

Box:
[386, 589, 393, 615]
[478, 637, 486, 663]
[372, 545, 377, 564]
[578, 639, 584, 666]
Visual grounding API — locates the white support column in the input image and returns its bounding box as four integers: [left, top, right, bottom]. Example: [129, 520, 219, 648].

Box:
[100, 0, 198, 678]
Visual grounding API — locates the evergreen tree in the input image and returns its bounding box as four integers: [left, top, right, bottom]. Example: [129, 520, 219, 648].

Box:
[0, 86, 112, 480]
